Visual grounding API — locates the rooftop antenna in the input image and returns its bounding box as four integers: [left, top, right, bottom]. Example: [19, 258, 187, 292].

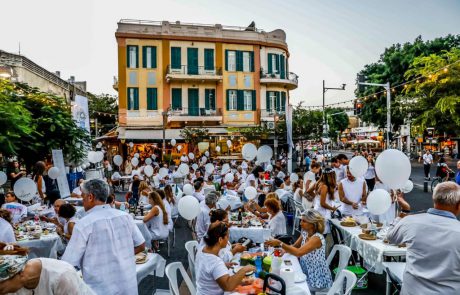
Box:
[18, 42, 21, 55]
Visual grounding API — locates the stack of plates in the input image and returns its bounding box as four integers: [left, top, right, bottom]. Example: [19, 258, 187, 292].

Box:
[135, 252, 148, 264]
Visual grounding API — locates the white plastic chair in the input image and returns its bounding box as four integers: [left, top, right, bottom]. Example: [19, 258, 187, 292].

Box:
[327, 269, 357, 295]
[185, 240, 199, 285]
[326, 245, 352, 277]
[165, 262, 196, 295]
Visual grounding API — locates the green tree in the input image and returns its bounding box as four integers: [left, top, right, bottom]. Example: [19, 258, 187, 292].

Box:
[326, 108, 349, 138]
[87, 93, 118, 137]
[404, 48, 460, 134]
[356, 35, 460, 130]
[0, 79, 90, 167]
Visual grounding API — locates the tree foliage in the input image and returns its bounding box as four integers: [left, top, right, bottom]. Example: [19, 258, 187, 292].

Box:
[356, 34, 460, 130]
[0, 79, 90, 166]
[87, 92, 118, 137]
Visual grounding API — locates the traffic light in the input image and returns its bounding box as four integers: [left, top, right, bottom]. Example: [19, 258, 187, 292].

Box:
[354, 99, 363, 115]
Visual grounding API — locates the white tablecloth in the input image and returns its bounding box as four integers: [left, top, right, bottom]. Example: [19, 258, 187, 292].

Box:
[17, 233, 62, 259]
[331, 219, 406, 273]
[218, 194, 242, 211]
[136, 253, 166, 282]
[229, 227, 272, 244]
[134, 219, 152, 249]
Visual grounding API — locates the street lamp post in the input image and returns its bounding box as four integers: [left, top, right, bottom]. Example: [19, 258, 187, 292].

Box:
[162, 107, 171, 162]
[322, 80, 346, 162]
[274, 112, 279, 161]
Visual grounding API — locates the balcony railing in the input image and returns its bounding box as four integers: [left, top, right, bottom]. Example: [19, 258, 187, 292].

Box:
[260, 69, 298, 84]
[166, 65, 223, 76]
[170, 107, 222, 117]
[260, 108, 286, 118]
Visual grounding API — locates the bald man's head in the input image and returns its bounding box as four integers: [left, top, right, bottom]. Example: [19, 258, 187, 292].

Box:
[53, 199, 65, 214]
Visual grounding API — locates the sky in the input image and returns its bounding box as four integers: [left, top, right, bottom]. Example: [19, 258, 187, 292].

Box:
[1, 0, 459, 107]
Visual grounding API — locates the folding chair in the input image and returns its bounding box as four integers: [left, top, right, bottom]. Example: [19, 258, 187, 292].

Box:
[165, 262, 196, 295]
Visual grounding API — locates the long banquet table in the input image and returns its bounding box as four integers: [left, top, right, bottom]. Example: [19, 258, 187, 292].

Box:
[330, 218, 406, 274]
[17, 233, 63, 259]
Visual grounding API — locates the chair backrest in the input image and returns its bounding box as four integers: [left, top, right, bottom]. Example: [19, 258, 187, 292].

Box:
[328, 220, 344, 245]
[326, 244, 352, 275]
[185, 240, 199, 283]
[327, 269, 357, 295]
[385, 267, 402, 292]
[165, 262, 196, 295]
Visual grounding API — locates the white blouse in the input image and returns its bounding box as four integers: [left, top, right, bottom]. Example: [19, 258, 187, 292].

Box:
[268, 211, 287, 236]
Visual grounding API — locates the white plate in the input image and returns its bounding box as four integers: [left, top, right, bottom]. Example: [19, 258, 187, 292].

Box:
[232, 266, 254, 276]
[295, 272, 306, 283]
[135, 216, 144, 220]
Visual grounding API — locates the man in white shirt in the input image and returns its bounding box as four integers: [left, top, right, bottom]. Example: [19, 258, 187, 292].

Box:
[180, 152, 189, 164]
[193, 181, 205, 202]
[1, 192, 27, 224]
[422, 150, 433, 180]
[331, 157, 345, 183]
[338, 167, 367, 216]
[62, 179, 145, 295]
[195, 193, 217, 241]
[387, 182, 460, 295]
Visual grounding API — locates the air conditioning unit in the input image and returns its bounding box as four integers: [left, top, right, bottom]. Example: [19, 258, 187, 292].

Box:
[264, 121, 275, 130]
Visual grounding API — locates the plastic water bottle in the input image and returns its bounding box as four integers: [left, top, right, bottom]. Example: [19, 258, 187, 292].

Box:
[254, 256, 262, 278]
[120, 203, 126, 212]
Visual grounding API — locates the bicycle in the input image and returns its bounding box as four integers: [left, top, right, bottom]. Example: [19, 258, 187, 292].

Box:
[431, 172, 455, 192]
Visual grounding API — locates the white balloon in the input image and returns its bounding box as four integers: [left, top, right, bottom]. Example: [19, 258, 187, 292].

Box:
[131, 157, 139, 167]
[266, 165, 273, 172]
[151, 154, 157, 160]
[201, 156, 207, 164]
[129, 142, 134, 148]
[113, 155, 123, 166]
[244, 186, 257, 200]
[76, 166, 83, 173]
[145, 158, 152, 165]
[257, 145, 273, 163]
[13, 178, 37, 202]
[81, 164, 87, 169]
[111, 172, 121, 180]
[227, 140, 232, 148]
[205, 163, 215, 174]
[0, 171, 7, 185]
[48, 167, 60, 180]
[96, 142, 102, 148]
[192, 163, 198, 171]
[367, 189, 392, 215]
[205, 151, 210, 157]
[290, 173, 299, 183]
[349, 156, 368, 178]
[242, 143, 258, 161]
[178, 195, 200, 220]
[96, 151, 104, 162]
[88, 151, 98, 163]
[177, 145, 182, 151]
[179, 163, 189, 176]
[224, 173, 234, 183]
[375, 149, 411, 189]
[222, 163, 230, 174]
[134, 153, 140, 159]
[144, 165, 154, 177]
[188, 153, 195, 160]
[159, 167, 169, 178]
[171, 139, 177, 146]
[402, 180, 414, 193]
[215, 146, 221, 152]
[183, 183, 194, 196]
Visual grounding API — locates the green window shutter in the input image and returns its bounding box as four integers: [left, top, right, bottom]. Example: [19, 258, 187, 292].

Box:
[205, 89, 210, 109]
[252, 90, 256, 111]
[281, 92, 286, 112]
[142, 46, 147, 68]
[275, 92, 281, 112]
[266, 91, 271, 112]
[127, 46, 130, 68]
[135, 46, 139, 68]
[171, 47, 181, 69]
[134, 88, 139, 110]
[210, 89, 216, 110]
[204, 49, 214, 70]
[225, 50, 229, 71]
[152, 47, 157, 68]
[249, 51, 254, 72]
[127, 88, 131, 110]
[280, 56, 286, 79]
[236, 51, 243, 72]
[172, 88, 182, 110]
[275, 54, 280, 74]
[237, 90, 244, 111]
[226, 90, 230, 111]
[267, 54, 272, 74]
[147, 88, 158, 110]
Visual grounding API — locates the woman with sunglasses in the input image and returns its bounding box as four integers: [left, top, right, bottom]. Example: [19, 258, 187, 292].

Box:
[266, 209, 333, 293]
[195, 222, 255, 295]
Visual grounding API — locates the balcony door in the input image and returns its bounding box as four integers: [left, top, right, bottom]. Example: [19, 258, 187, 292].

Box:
[187, 48, 198, 75]
[188, 89, 199, 116]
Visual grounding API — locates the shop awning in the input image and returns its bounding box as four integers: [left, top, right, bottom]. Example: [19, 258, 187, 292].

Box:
[117, 127, 230, 140]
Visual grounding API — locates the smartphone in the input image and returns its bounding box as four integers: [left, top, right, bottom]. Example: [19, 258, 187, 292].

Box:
[284, 260, 292, 266]
[242, 239, 252, 247]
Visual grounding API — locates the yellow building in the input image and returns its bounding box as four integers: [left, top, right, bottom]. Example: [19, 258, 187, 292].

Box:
[114, 20, 298, 156]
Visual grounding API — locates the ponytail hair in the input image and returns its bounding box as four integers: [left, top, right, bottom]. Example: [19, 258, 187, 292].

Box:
[149, 191, 168, 225]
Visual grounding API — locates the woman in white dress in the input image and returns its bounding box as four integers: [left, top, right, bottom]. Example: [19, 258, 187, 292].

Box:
[261, 198, 286, 236]
[195, 222, 255, 295]
[137, 181, 151, 205]
[143, 191, 169, 249]
[364, 154, 376, 191]
[57, 204, 77, 242]
[164, 184, 178, 218]
[311, 168, 339, 233]
[0, 258, 95, 294]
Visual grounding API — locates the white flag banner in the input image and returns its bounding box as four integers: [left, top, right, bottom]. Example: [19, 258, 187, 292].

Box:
[52, 150, 71, 198]
[73, 95, 90, 133]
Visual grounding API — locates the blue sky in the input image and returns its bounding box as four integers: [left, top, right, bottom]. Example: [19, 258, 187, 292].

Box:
[1, 0, 459, 106]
